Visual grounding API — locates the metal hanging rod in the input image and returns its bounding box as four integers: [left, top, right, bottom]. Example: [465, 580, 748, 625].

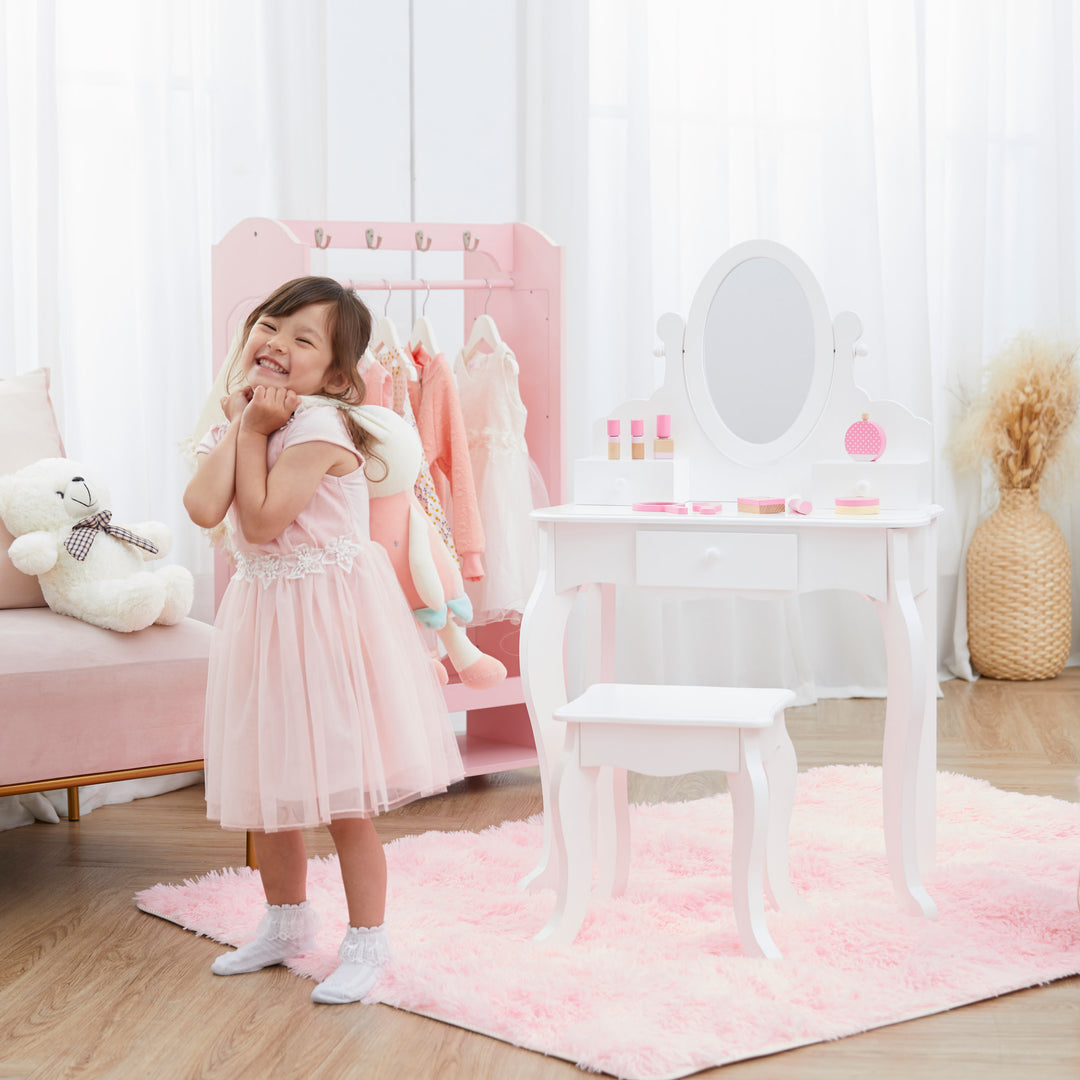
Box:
[344, 277, 513, 292]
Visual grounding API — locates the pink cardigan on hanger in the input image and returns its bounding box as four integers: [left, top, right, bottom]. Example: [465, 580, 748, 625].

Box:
[409, 345, 486, 580]
[360, 355, 394, 409]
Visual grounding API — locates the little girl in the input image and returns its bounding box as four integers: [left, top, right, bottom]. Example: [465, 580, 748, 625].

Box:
[184, 276, 463, 1004]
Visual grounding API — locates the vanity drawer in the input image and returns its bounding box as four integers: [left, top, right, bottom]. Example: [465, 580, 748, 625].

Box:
[573, 457, 690, 505]
[635, 531, 798, 591]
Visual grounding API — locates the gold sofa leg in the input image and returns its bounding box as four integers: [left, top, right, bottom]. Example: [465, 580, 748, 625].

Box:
[246, 830, 258, 869]
[67, 787, 80, 821]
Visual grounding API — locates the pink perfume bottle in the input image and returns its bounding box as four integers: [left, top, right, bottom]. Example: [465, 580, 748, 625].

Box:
[844, 413, 886, 461]
[654, 414, 674, 459]
[607, 419, 621, 459]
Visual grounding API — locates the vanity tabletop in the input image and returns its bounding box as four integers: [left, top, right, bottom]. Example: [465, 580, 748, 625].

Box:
[533, 503, 944, 529]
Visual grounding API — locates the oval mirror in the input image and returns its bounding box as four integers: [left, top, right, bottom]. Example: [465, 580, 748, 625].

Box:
[683, 241, 834, 465]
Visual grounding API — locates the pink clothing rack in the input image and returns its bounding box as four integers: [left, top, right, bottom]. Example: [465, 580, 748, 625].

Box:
[211, 217, 566, 779]
[344, 278, 514, 292]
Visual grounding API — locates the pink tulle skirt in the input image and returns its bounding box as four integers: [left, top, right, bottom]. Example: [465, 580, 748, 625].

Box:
[203, 540, 463, 832]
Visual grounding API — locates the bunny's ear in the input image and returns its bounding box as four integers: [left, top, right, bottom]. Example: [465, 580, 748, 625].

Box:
[349, 404, 398, 444]
[296, 396, 400, 445]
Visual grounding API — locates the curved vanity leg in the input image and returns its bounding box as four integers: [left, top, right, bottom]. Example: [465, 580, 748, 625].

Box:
[762, 711, 808, 913]
[589, 584, 620, 892]
[727, 732, 780, 959]
[915, 520, 939, 876]
[875, 529, 938, 919]
[520, 521, 576, 892]
[596, 766, 629, 899]
[534, 726, 596, 945]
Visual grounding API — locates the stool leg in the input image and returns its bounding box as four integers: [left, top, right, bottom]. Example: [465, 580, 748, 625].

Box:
[535, 728, 597, 945]
[762, 711, 808, 913]
[596, 767, 629, 899]
[727, 732, 781, 959]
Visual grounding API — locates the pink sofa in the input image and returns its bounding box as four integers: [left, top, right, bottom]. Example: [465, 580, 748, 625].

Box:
[0, 369, 211, 820]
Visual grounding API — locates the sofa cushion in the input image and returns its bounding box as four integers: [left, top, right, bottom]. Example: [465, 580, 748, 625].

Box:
[0, 608, 212, 786]
[0, 369, 65, 609]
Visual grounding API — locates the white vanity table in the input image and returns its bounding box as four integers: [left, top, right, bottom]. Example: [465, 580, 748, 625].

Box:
[520, 240, 942, 920]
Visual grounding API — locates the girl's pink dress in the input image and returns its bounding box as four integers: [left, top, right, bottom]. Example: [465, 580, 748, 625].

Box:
[198, 406, 464, 832]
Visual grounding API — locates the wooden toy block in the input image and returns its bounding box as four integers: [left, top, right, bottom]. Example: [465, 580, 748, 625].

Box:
[738, 497, 786, 514]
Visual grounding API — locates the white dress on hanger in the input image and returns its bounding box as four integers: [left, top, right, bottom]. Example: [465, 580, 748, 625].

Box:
[454, 340, 546, 625]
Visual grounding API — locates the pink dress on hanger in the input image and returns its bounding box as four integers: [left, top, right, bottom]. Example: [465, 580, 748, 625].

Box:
[408, 344, 486, 581]
[360, 353, 394, 409]
[197, 406, 463, 833]
[454, 341, 547, 625]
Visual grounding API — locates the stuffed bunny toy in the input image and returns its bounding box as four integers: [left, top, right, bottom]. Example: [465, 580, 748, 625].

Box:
[301, 399, 505, 690]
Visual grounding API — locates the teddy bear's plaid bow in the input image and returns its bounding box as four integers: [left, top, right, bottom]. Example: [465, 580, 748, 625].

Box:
[63, 510, 159, 561]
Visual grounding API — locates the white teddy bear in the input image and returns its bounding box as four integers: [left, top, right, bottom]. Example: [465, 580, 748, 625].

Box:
[0, 457, 193, 632]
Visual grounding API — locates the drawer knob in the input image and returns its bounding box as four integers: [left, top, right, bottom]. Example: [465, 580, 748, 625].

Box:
[615, 477, 627, 490]
[704, 546, 722, 560]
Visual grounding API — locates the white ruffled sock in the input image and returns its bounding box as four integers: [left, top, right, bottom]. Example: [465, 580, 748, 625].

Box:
[211, 901, 317, 976]
[311, 924, 391, 1005]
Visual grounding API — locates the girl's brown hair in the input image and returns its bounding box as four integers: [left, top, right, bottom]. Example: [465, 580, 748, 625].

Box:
[227, 276, 379, 461]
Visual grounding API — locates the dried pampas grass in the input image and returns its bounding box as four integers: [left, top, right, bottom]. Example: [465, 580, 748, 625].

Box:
[949, 331, 1080, 497]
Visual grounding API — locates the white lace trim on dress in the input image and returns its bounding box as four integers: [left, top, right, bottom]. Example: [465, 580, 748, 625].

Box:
[231, 536, 365, 585]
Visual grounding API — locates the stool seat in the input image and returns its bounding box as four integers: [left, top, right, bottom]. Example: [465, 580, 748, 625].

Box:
[536, 682, 802, 958]
[555, 683, 796, 727]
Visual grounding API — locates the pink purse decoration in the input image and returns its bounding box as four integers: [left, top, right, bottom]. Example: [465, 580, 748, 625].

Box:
[844, 413, 886, 461]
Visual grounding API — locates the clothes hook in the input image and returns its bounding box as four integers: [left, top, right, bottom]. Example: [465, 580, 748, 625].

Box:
[415, 230, 432, 251]
[314, 227, 331, 249]
[483, 278, 493, 315]
[421, 279, 431, 315]
[462, 230, 479, 252]
[382, 278, 392, 317]
[365, 228, 382, 250]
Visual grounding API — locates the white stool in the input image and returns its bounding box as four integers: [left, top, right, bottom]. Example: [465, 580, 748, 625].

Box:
[534, 683, 802, 958]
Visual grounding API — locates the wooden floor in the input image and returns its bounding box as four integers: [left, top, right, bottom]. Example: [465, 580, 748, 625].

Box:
[2, 671, 1079, 1080]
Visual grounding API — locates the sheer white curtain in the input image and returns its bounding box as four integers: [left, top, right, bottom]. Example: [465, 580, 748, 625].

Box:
[0, 0, 329, 620]
[526, 0, 1080, 699]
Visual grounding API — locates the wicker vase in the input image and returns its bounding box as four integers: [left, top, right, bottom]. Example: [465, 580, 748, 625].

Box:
[965, 487, 1071, 679]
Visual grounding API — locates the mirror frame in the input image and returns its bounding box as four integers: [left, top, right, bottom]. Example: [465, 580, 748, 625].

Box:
[683, 240, 835, 466]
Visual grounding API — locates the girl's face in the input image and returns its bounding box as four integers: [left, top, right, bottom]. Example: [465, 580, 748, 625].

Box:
[241, 302, 340, 397]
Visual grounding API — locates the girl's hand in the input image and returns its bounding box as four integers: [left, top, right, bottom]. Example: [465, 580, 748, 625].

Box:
[221, 385, 253, 423]
[241, 385, 299, 435]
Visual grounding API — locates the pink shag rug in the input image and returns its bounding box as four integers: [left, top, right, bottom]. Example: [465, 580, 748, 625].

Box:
[136, 766, 1080, 1080]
